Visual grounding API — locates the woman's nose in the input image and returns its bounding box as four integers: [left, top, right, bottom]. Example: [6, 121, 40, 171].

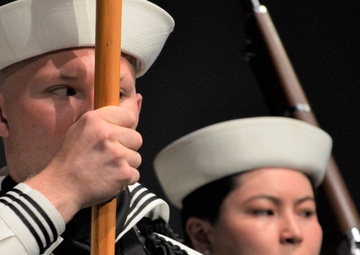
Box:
[279, 214, 303, 245]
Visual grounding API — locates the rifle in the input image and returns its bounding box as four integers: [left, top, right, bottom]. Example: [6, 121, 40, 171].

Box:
[243, 0, 360, 254]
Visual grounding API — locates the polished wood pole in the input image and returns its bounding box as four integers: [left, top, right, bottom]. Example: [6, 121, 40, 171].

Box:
[91, 0, 122, 254]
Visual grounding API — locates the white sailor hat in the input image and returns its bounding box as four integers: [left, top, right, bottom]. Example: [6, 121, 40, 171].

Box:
[0, 0, 174, 77]
[154, 117, 332, 209]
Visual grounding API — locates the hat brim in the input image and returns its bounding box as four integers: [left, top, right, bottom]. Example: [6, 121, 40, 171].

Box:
[0, 0, 174, 77]
[154, 117, 332, 208]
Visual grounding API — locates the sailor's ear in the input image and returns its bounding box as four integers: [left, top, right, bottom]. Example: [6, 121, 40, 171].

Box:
[0, 107, 9, 137]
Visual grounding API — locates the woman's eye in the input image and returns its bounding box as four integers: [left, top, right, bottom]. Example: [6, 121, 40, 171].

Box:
[299, 210, 315, 218]
[48, 86, 76, 97]
[252, 209, 274, 216]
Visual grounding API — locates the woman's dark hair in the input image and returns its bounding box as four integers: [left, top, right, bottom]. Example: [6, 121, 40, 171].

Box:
[181, 173, 239, 246]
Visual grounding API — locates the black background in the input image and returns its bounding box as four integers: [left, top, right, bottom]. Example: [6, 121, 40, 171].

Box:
[0, 0, 359, 254]
[135, 0, 360, 254]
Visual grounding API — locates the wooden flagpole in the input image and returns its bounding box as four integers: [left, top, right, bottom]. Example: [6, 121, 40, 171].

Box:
[91, 0, 122, 254]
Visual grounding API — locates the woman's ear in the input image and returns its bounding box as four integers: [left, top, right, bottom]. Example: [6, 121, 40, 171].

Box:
[186, 217, 213, 254]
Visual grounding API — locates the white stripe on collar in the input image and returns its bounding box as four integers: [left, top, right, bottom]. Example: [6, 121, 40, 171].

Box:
[116, 182, 169, 242]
